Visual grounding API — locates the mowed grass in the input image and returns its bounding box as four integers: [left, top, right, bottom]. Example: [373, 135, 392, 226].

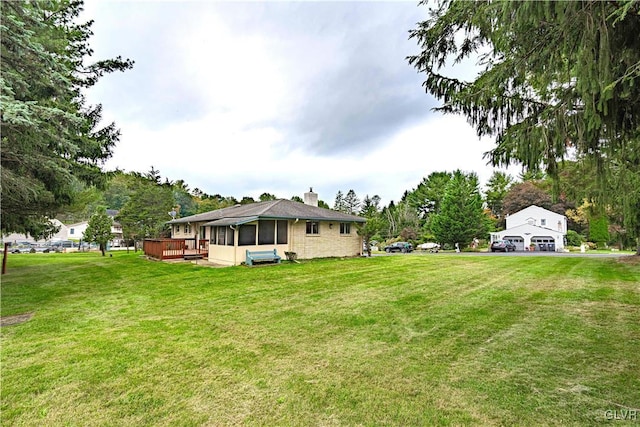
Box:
[1, 252, 639, 426]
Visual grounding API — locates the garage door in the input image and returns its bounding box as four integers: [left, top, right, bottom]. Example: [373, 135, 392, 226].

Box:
[531, 236, 555, 251]
[504, 236, 525, 251]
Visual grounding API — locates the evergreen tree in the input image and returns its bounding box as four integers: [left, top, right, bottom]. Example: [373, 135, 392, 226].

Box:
[589, 215, 610, 249]
[116, 176, 174, 246]
[344, 190, 361, 215]
[1, 1, 133, 237]
[360, 195, 381, 218]
[334, 191, 346, 212]
[484, 171, 513, 218]
[406, 172, 452, 219]
[430, 171, 487, 247]
[104, 172, 133, 211]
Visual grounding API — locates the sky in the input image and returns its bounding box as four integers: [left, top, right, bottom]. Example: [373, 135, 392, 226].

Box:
[82, 0, 514, 206]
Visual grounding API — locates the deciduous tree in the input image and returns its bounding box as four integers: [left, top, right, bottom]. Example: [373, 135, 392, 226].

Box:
[84, 207, 113, 256]
[501, 181, 552, 216]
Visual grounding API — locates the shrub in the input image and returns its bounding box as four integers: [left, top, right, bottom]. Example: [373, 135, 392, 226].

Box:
[566, 230, 583, 246]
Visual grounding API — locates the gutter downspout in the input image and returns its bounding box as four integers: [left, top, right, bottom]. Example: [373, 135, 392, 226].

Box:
[293, 218, 299, 258]
[230, 225, 237, 265]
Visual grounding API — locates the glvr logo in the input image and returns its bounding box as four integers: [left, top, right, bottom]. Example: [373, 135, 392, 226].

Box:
[604, 409, 638, 421]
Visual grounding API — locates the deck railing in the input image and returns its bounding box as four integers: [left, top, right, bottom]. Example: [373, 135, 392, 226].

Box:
[143, 239, 208, 260]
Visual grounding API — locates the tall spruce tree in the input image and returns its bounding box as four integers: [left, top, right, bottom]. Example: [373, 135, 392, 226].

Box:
[343, 190, 361, 215]
[430, 170, 487, 247]
[333, 191, 347, 213]
[1, 1, 133, 238]
[408, 0, 640, 252]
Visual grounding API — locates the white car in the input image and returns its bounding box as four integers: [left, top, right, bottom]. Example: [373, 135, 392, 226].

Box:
[417, 242, 440, 252]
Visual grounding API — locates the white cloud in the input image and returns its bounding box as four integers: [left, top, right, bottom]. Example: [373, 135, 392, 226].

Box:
[85, 1, 515, 207]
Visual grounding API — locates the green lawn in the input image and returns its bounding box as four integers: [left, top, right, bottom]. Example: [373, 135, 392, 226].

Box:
[1, 252, 639, 426]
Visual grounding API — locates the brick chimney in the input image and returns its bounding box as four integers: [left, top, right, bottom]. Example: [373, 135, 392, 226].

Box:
[303, 187, 318, 207]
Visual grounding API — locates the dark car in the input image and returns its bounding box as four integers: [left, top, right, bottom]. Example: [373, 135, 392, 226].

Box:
[490, 239, 516, 252]
[384, 242, 413, 253]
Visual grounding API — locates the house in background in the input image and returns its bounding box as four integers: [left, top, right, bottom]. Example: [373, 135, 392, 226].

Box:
[490, 205, 567, 251]
[3, 213, 124, 248]
[163, 189, 366, 266]
[66, 210, 124, 247]
[2, 219, 69, 245]
[67, 221, 89, 241]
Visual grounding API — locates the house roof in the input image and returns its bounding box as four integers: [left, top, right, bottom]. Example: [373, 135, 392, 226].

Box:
[168, 199, 366, 226]
[507, 205, 566, 220]
[491, 223, 566, 236]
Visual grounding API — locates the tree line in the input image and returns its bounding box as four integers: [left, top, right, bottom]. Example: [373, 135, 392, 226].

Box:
[70, 161, 636, 253]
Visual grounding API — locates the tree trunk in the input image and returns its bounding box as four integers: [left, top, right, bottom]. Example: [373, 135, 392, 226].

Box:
[2, 243, 8, 274]
[100, 243, 106, 256]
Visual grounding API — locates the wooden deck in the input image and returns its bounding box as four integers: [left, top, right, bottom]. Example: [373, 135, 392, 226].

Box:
[143, 239, 208, 260]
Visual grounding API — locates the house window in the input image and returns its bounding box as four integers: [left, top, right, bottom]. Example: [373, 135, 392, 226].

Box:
[185, 224, 191, 234]
[340, 223, 351, 235]
[226, 227, 234, 246]
[258, 220, 275, 245]
[210, 226, 215, 244]
[277, 220, 288, 244]
[70, 228, 75, 235]
[306, 221, 319, 235]
[217, 227, 226, 245]
[541, 219, 546, 226]
[239, 224, 257, 246]
[176, 225, 180, 233]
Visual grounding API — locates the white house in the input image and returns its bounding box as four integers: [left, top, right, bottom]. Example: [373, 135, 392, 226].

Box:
[2, 219, 68, 245]
[490, 205, 567, 251]
[67, 214, 124, 247]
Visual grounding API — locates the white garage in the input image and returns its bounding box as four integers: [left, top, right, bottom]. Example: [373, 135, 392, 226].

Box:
[490, 205, 567, 252]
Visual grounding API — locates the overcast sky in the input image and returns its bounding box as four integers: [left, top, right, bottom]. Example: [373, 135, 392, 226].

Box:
[83, 0, 513, 206]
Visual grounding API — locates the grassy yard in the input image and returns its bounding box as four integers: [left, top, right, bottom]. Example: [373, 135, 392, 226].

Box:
[1, 252, 639, 426]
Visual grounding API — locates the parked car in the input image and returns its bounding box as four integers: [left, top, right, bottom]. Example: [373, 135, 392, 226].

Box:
[417, 242, 441, 252]
[384, 242, 413, 253]
[490, 240, 517, 252]
[9, 243, 34, 253]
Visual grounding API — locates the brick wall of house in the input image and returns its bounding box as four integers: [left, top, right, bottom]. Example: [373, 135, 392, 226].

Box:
[289, 220, 362, 260]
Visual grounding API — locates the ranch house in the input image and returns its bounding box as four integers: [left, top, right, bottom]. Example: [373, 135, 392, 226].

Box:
[157, 189, 366, 265]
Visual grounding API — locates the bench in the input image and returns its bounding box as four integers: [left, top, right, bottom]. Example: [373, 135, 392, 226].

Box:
[246, 249, 281, 266]
[184, 253, 203, 260]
